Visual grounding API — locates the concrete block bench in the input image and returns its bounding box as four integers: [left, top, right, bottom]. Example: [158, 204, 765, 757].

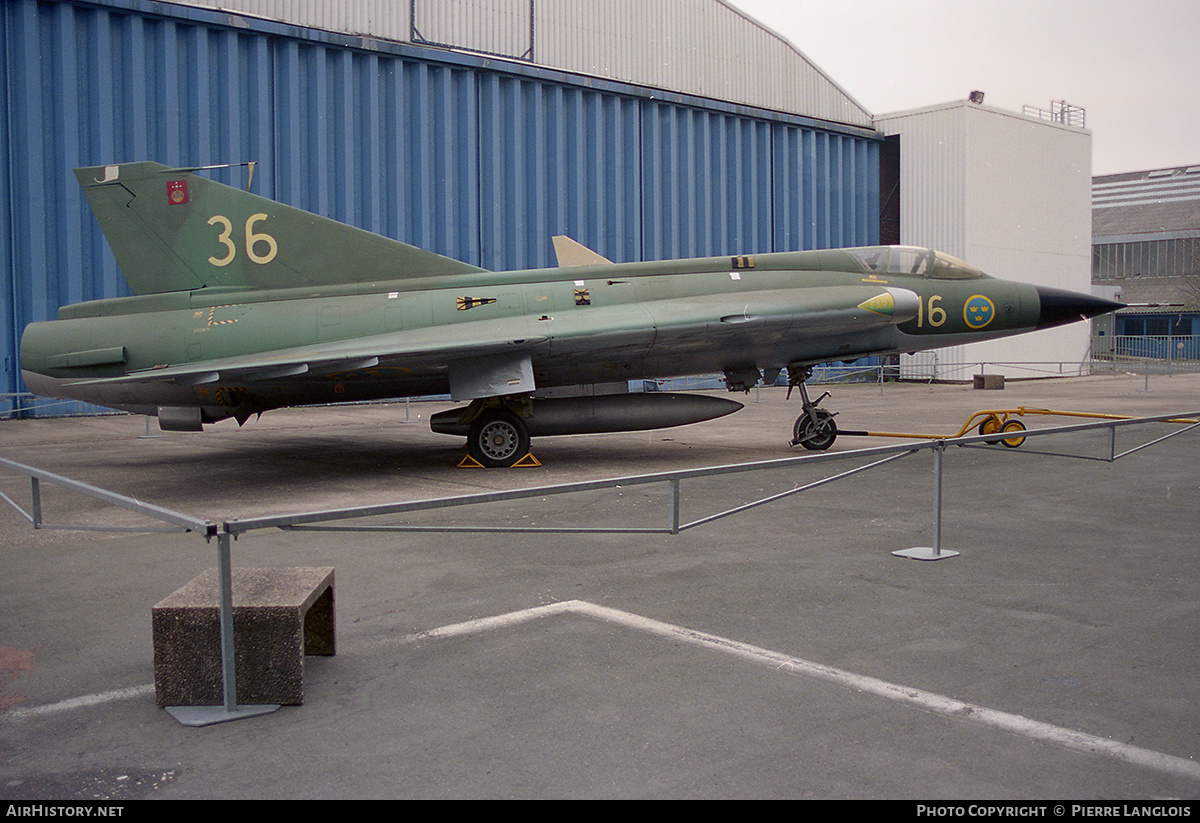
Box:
[152, 567, 335, 707]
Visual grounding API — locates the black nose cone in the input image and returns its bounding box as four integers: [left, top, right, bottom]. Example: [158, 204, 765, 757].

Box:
[1035, 286, 1124, 330]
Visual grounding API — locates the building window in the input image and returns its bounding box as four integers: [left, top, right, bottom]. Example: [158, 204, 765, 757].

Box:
[1093, 236, 1200, 279]
[1120, 315, 1193, 336]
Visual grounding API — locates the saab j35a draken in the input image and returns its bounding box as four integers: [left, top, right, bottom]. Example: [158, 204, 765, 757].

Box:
[19, 162, 1121, 466]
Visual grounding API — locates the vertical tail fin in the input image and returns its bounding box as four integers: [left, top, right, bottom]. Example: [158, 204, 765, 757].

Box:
[74, 162, 485, 295]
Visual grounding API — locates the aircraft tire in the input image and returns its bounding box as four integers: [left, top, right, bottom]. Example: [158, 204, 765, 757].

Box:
[793, 410, 837, 451]
[1000, 419, 1026, 448]
[978, 415, 1004, 444]
[467, 408, 531, 468]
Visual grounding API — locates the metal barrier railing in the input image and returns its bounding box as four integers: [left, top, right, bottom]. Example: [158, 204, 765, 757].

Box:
[897, 358, 1097, 383]
[213, 411, 1199, 548]
[1096, 335, 1200, 363]
[6, 410, 1194, 542]
[0, 456, 213, 536]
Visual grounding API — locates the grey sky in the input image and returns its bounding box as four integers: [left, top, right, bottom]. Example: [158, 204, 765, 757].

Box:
[728, 0, 1198, 175]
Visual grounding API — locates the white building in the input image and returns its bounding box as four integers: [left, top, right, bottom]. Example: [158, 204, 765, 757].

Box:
[876, 100, 1094, 380]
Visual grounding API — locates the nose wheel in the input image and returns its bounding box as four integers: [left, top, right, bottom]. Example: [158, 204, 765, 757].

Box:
[788, 368, 838, 451]
[792, 408, 838, 451]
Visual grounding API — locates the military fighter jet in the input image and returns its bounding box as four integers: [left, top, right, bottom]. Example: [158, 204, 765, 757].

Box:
[19, 162, 1121, 466]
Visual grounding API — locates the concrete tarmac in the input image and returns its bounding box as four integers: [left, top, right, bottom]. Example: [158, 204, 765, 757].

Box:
[1, 372, 1198, 799]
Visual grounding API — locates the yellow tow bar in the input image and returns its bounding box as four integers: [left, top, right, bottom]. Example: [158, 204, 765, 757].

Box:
[840, 407, 1200, 448]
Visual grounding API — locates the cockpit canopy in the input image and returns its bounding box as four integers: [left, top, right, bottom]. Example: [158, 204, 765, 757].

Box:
[844, 246, 986, 280]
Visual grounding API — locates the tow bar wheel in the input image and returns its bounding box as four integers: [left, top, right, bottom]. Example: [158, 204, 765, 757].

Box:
[1000, 419, 1026, 448]
[978, 414, 1004, 444]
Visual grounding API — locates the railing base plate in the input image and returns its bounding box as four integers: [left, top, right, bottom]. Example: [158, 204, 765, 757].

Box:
[165, 704, 280, 727]
[893, 546, 960, 561]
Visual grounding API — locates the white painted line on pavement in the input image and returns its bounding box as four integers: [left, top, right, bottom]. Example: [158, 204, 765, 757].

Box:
[390, 599, 1200, 782]
[6, 684, 155, 720]
[563, 600, 1200, 783]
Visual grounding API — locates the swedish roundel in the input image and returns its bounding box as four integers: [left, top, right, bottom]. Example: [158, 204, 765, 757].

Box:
[964, 295, 995, 329]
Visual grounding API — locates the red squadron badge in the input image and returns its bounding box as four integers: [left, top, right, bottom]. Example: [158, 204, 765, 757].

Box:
[166, 180, 188, 205]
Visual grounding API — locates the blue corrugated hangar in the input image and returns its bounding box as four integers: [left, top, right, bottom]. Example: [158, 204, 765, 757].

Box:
[1, 0, 886, 416]
[2, 0, 1092, 416]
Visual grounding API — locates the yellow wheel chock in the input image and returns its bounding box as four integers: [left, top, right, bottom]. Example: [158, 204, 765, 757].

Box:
[457, 451, 541, 468]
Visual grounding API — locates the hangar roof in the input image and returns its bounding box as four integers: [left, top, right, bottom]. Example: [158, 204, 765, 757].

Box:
[1093, 165, 1200, 238]
[169, 0, 874, 128]
[1110, 277, 1200, 313]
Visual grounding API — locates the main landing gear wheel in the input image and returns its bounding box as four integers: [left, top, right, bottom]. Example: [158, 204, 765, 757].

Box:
[467, 408, 531, 468]
[793, 409, 838, 451]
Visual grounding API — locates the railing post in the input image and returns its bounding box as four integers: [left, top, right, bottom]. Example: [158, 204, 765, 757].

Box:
[30, 477, 42, 529]
[669, 479, 681, 534]
[893, 440, 959, 561]
[164, 525, 280, 727]
[217, 530, 238, 712]
[932, 442, 943, 553]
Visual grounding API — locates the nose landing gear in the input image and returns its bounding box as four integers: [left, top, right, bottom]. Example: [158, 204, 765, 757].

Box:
[788, 367, 838, 451]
